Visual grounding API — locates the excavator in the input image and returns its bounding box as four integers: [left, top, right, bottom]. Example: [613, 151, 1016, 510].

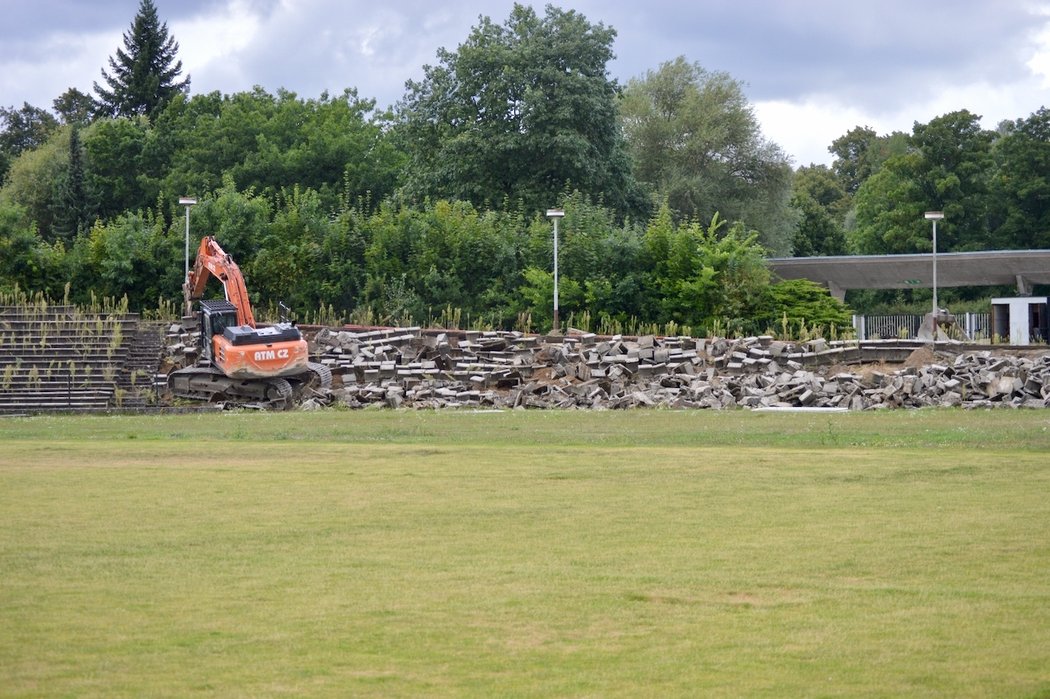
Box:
[167, 236, 331, 407]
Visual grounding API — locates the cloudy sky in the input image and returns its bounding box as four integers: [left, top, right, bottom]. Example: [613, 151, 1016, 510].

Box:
[2, 0, 1049, 166]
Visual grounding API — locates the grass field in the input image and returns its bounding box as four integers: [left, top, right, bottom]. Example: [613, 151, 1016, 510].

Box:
[1, 409, 1048, 697]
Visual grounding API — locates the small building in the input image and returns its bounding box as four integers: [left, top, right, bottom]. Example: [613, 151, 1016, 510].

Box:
[990, 297, 1049, 345]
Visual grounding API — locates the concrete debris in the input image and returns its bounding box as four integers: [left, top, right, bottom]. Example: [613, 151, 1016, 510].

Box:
[303, 328, 1050, 411]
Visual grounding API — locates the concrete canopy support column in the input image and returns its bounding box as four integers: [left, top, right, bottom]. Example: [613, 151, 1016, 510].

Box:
[1016, 275, 1033, 296]
[827, 281, 845, 302]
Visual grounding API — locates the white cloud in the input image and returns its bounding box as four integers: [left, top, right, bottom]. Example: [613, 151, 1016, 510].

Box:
[170, 0, 270, 94]
[0, 29, 118, 108]
[756, 72, 1048, 169]
[173, 0, 262, 72]
[1027, 6, 1050, 88]
[754, 99, 874, 167]
[2, 0, 1047, 162]
[755, 16, 1050, 170]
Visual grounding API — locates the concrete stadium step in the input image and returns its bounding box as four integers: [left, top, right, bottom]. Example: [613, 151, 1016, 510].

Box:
[0, 309, 164, 414]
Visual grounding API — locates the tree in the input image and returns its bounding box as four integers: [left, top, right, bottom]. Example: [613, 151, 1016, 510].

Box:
[151, 87, 403, 212]
[358, 200, 524, 325]
[829, 125, 909, 196]
[642, 203, 770, 329]
[850, 111, 994, 255]
[794, 165, 850, 218]
[51, 126, 93, 242]
[790, 165, 848, 256]
[829, 126, 878, 197]
[849, 152, 927, 254]
[190, 177, 273, 269]
[620, 57, 795, 253]
[0, 103, 59, 183]
[396, 4, 645, 219]
[758, 278, 852, 332]
[53, 88, 96, 126]
[0, 202, 67, 296]
[791, 193, 847, 257]
[94, 0, 189, 119]
[81, 117, 153, 220]
[69, 210, 181, 309]
[0, 126, 70, 240]
[911, 110, 993, 251]
[989, 107, 1050, 249]
[520, 190, 647, 323]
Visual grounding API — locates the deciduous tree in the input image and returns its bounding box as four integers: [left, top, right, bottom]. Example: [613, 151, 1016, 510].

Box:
[988, 107, 1050, 249]
[850, 111, 994, 255]
[0, 103, 59, 183]
[620, 57, 794, 253]
[396, 4, 645, 218]
[0, 202, 67, 296]
[758, 278, 852, 332]
[153, 88, 402, 211]
[0, 126, 69, 240]
[790, 165, 848, 256]
[642, 203, 769, 329]
[69, 210, 180, 308]
[81, 116, 153, 220]
[53, 88, 96, 126]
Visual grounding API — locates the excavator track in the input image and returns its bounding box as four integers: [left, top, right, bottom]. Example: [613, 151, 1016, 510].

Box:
[168, 365, 306, 408]
[174, 237, 339, 410]
[305, 362, 333, 392]
[264, 377, 294, 410]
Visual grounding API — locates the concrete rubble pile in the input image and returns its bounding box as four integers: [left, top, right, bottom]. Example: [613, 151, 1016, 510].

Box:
[306, 327, 1050, 410]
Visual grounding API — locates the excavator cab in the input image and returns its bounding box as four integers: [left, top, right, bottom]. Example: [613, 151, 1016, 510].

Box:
[197, 299, 307, 379]
[169, 236, 330, 405]
[198, 299, 240, 363]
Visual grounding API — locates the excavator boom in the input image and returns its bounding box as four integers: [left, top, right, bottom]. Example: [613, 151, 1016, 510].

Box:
[185, 236, 257, 327]
[169, 235, 331, 407]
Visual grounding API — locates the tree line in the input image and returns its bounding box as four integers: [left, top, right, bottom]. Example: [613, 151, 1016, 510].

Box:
[0, 0, 1046, 330]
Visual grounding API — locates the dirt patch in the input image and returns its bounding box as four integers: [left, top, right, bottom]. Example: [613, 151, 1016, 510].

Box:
[903, 345, 938, 369]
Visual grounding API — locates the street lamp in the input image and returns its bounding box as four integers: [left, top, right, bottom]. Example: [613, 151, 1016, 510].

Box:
[546, 208, 565, 334]
[179, 197, 197, 316]
[925, 211, 944, 319]
[179, 197, 197, 281]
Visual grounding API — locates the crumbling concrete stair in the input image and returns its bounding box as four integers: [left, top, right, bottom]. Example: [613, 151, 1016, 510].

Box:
[116, 322, 168, 409]
[0, 306, 165, 414]
[309, 328, 1050, 411]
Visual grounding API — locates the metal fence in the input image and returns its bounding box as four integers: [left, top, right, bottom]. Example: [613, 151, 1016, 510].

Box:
[852, 313, 991, 341]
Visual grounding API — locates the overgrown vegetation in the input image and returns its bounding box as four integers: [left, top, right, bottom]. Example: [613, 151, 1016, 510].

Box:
[1, 2, 1047, 331]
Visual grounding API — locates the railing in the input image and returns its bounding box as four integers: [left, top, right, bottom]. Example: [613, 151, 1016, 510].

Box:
[852, 313, 991, 341]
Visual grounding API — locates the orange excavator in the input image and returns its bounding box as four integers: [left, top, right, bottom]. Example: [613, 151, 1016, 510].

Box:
[167, 236, 331, 406]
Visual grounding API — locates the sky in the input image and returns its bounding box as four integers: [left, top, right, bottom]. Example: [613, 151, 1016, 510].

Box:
[2, 0, 1049, 167]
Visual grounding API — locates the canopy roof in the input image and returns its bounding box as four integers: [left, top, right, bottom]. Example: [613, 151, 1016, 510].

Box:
[768, 250, 1050, 299]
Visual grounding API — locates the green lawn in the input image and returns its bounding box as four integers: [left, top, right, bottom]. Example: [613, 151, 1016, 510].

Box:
[1, 409, 1048, 697]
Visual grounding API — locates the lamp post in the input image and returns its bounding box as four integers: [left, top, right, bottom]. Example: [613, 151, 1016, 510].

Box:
[546, 208, 565, 334]
[179, 197, 197, 316]
[179, 197, 197, 281]
[924, 211, 944, 319]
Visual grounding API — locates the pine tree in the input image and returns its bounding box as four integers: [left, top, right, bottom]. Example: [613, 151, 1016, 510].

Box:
[52, 126, 92, 242]
[93, 0, 189, 119]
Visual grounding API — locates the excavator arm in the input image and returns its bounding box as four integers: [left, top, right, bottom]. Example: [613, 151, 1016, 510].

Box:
[184, 236, 257, 328]
[169, 234, 328, 406]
